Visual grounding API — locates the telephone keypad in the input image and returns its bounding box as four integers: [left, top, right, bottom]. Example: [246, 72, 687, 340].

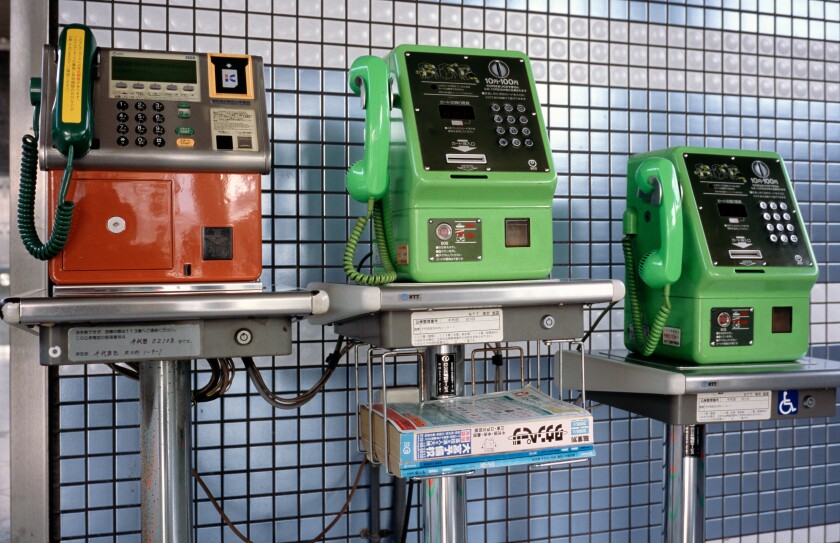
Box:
[760, 200, 796, 243]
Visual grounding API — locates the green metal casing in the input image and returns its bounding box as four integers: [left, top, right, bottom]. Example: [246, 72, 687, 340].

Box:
[624, 147, 818, 364]
[382, 45, 557, 282]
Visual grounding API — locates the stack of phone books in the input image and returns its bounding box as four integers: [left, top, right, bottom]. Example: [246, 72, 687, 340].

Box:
[359, 386, 594, 478]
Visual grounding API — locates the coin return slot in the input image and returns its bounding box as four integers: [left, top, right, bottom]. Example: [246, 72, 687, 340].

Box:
[505, 218, 530, 248]
[772, 306, 792, 334]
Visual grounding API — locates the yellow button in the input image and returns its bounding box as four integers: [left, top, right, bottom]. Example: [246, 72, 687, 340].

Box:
[176, 137, 195, 148]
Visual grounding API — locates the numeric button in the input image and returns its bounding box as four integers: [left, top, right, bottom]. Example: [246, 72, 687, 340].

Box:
[116, 124, 129, 134]
[521, 127, 531, 136]
[153, 137, 166, 147]
[135, 101, 147, 111]
[135, 136, 148, 147]
[153, 102, 165, 112]
[117, 136, 129, 146]
[516, 104, 526, 113]
[135, 113, 147, 123]
[153, 113, 165, 124]
[116, 100, 129, 110]
[493, 115, 504, 123]
[153, 125, 165, 135]
[519, 115, 529, 124]
[490, 103, 501, 112]
[495, 127, 506, 135]
[503, 103, 514, 112]
[506, 115, 516, 124]
[116, 112, 129, 122]
[498, 138, 509, 147]
[511, 138, 522, 147]
[135, 125, 147, 135]
[524, 139, 534, 147]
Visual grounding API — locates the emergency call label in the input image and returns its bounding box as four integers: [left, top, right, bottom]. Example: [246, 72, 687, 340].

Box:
[710, 307, 753, 347]
[428, 218, 482, 262]
[697, 391, 772, 422]
[68, 324, 201, 362]
[411, 309, 503, 346]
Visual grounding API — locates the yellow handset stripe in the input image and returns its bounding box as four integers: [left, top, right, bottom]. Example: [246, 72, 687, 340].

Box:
[60, 28, 86, 125]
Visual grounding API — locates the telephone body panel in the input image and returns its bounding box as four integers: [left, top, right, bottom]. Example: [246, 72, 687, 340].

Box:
[624, 147, 818, 364]
[350, 45, 557, 282]
[37, 32, 269, 285]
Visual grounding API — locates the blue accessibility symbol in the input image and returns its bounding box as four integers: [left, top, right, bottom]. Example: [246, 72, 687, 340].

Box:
[777, 390, 798, 416]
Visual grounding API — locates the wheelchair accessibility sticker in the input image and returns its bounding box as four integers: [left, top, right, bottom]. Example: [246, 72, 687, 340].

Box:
[777, 390, 798, 416]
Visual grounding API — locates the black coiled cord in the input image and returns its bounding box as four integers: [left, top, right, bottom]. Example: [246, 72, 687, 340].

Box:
[18, 133, 75, 260]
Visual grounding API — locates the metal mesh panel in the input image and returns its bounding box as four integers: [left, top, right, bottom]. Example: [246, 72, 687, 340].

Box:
[51, 1, 840, 541]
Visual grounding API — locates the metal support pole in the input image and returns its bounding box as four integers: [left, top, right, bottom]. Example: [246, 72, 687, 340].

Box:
[420, 345, 466, 543]
[140, 360, 193, 543]
[663, 424, 705, 543]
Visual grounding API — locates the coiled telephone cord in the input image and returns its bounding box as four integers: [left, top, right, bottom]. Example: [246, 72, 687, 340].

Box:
[18, 132, 75, 260]
[622, 235, 671, 356]
[343, 198, 397, 285]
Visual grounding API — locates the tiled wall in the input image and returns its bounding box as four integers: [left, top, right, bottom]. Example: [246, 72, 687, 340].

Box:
[48, 1, 840, 542]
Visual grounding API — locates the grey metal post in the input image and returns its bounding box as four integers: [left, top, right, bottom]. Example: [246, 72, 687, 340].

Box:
[420, 345, 466, 543]
[140, 360, 193, 543]
[9, 1, 50, 541]
[664, 424, 704, 543]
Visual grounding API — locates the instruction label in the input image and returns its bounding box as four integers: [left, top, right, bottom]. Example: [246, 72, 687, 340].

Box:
[710, 307, 753, 347]
[68, 324, 201, 362]
[697, 391, 772, 422]
[210, 108, 259, 151]
[61, 28, 87, 124]
[411, 308, 503, 346]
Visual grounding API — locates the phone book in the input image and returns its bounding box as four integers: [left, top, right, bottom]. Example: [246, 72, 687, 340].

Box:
[358, 386, 594, 477]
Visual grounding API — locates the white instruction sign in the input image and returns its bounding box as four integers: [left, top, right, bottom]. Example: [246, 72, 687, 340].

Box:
[697, 391, 772, 422]
[210, 108, 259, 151]
[411, 309, 503, 346]
[68, 324, 201, 362]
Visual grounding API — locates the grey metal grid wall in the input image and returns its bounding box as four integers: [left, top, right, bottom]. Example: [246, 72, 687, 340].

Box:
[49, 0, 840, 541]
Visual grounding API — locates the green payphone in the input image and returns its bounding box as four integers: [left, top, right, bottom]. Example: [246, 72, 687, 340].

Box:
[344, 45, 557, 284]
[623, 147, 818, 364]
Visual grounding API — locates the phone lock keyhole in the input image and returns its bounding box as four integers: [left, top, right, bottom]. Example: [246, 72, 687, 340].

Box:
[644, 210, 651, 222]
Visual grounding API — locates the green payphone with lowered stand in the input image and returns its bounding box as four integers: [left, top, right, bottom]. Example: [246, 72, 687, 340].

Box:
[623, 147, 818, 364]
[344, 45, 557, 284]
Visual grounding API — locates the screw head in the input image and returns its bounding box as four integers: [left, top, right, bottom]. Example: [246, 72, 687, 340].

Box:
[541, 315, 556, 329]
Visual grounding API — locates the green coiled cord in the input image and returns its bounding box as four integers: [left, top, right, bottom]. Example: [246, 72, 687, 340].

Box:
[344, 198, 397, 285]
[623, 235, 672, 356]
[19, 132, 76, 260]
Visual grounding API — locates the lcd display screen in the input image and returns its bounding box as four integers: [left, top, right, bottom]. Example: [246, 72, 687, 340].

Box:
[439, 104, 475, 120]
[112, 56, 198, 84]
[717, 202, 749, 218]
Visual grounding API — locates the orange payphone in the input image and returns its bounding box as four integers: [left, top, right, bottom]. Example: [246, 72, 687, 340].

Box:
[20, 24, 269, 285]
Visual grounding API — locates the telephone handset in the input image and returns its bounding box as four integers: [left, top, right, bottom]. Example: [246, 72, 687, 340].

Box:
[623, 157, 682, 356]
[19, 23, 97, 260]
[344, 55, 397, 285]
[347, 56, 391, 203]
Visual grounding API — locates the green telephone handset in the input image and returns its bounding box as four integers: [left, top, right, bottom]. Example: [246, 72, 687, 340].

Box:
[623, 157, 683, 356]
[343, 55, 397, 285]
[19, 23, 97, 260]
